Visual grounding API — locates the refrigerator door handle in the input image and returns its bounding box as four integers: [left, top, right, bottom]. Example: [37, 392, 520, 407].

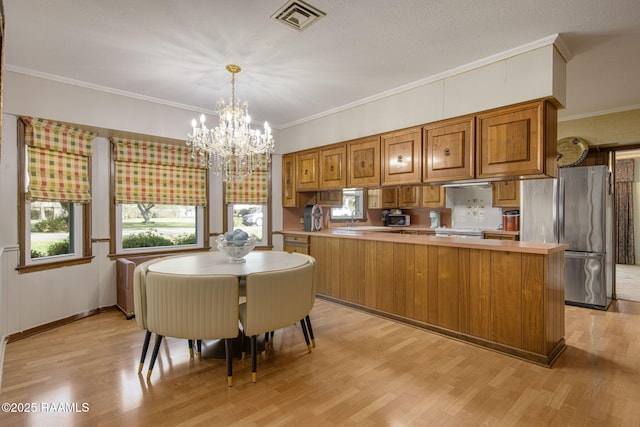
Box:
[565, 251, 605, 259]
[558, 175, 565, 242]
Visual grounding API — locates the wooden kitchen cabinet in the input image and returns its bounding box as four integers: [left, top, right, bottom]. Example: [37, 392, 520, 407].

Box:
[309, 234, 565, 366]
[296, 149, 319, 191]
[381, 127, 422, 186]
[347, 135, 381, 187]
[282, 153, 315, 207]
[283, 234, 310, 254]
[423, 116, 475, 182]
[421, 185, 446, 208]
[476, 99, 558, 179]
[319, 144, 347, 190]
[398, 186, 420, 208]
[492, 180, 520, 208]
[484, 232, 518, 241]
[368, 187, 412, 209]
[317, 190, 343, 206]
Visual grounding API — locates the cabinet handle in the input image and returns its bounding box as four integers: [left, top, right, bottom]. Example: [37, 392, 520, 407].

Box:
[444, 148, 451, 156]
[330, 165, 334, 171]
[360, 160, 365, 167]
[397, 155, 403, 162]
[304, 169, 308, 175]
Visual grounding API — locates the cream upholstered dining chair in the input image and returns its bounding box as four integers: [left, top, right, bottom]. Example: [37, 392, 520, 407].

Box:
[133, 256, 200, 375]
[144, 271, 240, 386]
[239, 258, 316, 383]
[133, 259, 162, 374]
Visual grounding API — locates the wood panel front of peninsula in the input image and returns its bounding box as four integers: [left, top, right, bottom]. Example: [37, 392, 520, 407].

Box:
[303, 232, 566, 366]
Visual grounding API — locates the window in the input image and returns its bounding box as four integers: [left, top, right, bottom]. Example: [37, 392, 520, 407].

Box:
[330, 188, 365, 221]
[224, 165, 271, 247]
[18, 117, 96, 271]
[226, 204, 267, 244]
[114, 203, 205, 253]
[27, 201, 80, 259]
[111, 137, 209, 254]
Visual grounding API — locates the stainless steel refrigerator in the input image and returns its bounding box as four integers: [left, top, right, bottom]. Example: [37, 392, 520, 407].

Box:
[520, 165, 613, 309]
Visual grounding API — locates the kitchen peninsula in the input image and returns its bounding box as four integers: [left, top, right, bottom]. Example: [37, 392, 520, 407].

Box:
[280, 228, 567, 366]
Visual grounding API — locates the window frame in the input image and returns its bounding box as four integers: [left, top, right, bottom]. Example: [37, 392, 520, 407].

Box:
[17, 119, 93, 273]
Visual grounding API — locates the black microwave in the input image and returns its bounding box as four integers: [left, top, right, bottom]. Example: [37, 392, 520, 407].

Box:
[385, 214, 410, 227]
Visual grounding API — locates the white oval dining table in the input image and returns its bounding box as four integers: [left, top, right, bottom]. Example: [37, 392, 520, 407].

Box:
[146, 250, 311, 358]
[147, 250, 310, 276]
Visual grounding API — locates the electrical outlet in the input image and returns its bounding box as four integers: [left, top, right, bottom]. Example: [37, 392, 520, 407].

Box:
[299, 217, 304, 224]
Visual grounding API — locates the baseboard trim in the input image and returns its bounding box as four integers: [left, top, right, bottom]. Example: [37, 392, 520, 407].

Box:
[7, 305, 118, 343]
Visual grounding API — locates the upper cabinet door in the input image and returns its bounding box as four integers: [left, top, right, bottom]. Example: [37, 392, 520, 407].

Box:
[319, 144, 347, 190]
[296, 149, 319, 191]
[347, 136, 380, 187]
[381, 127, 422, 186]
[282, 153, 297, 207]
[492, 180, 520, 208]
[421, 185, 446, 208]
[423, 116, 475, 183]
[476, 100, 557, 179]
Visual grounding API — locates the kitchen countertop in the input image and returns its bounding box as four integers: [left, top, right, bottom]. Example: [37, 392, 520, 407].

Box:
[277, 227, 565, 255]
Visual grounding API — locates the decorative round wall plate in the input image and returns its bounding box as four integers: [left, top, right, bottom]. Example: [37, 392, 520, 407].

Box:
[557, 137, 589, 167]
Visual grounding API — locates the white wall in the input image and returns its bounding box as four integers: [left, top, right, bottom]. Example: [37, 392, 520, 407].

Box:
[277, 44, 565, 152]
[0, 39, 566, 335]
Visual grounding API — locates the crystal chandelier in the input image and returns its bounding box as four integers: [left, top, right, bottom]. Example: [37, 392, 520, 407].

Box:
[187, 64, 274, 182]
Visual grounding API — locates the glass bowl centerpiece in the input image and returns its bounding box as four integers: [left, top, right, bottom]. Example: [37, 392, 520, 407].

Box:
[216, 229, 255, 263]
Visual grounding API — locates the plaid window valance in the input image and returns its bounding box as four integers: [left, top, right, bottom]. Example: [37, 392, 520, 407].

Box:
[22, 117, 97, 203]
[225, 166, 269, 204]
[112, 137, 208, 206]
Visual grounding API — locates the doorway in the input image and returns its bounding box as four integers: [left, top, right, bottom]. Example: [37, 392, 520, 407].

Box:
[614, 150, 640, 302]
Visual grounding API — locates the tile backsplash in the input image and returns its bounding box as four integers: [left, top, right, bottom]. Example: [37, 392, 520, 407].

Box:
[445, 187, 503, 229]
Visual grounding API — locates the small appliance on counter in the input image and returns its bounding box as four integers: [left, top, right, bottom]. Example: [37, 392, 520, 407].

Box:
[385, 212, 410, 227]
[304, 204, 323, 231]
[502, 210, 519, 231]
[429, 211, 441, 228]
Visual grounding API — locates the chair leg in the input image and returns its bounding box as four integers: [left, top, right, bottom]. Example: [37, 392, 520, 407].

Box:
[188, 339, 194, 357]
[251, 335, 257, 383]
[300, 319, 312, 353]
[138, 330, 152, 374]
[305, 314, 316, 348]
[147, 335, 164, 380]
[197, 339, 202, 357]
[225, 338, 233, 387]
[264, 332, 270, 351]
[241, 329, 247, 361]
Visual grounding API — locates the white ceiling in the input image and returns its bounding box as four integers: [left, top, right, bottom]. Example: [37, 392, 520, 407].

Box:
[3, 0, 640, 129]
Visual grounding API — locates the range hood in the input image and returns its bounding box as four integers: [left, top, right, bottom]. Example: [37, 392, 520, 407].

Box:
[441, 181, 491, 189]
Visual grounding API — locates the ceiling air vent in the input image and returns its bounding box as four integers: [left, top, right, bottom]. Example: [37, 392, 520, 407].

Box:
[271, 0, 326, 31]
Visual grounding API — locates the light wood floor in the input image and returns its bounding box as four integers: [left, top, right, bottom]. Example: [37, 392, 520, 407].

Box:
[2, 298, 640, 426]
[616, 264, 640, 302]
